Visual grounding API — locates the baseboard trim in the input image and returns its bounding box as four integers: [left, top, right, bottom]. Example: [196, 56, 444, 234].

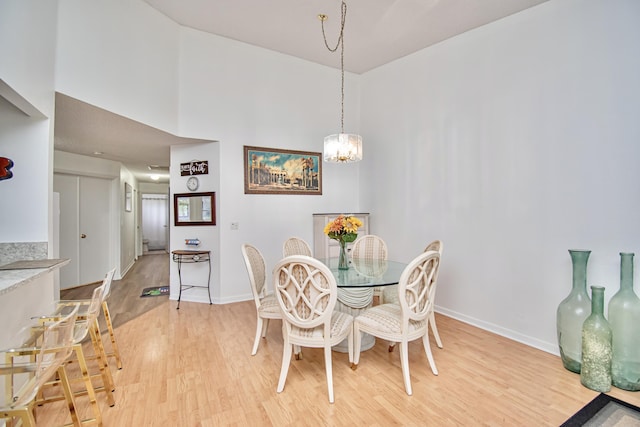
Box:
[435, 305, 559, 356]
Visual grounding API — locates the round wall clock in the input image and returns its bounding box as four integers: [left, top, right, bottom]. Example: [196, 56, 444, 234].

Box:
[186, 176, 199, 191]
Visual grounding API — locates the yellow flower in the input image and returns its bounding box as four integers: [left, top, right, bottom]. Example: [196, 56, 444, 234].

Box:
[343, 216, 363, 233]
[323, 214, 362, 243]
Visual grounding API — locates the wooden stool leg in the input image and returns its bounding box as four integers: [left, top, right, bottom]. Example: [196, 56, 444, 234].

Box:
[102, 301, 122, 369]
[13, 407, 37, 427]
[89, 320, 116, 399]
[74, 344, 104, 424]
[57, 365, 82, 427]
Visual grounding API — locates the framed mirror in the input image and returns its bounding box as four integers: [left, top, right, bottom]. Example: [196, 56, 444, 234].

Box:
[173, 192, 216, 226]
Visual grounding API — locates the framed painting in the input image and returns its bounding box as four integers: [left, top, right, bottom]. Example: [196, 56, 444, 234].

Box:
[244, 146, 322, 195]
[124, 182, 132, 212]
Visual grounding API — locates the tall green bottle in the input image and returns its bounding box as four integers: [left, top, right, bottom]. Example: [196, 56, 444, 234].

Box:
[609, 252, 640, 391]
[580, 286, 612, 392]
[557, 250, 591, 373]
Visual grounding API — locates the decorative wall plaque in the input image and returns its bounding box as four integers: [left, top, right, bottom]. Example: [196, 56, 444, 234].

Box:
[180, 160, 208, 176]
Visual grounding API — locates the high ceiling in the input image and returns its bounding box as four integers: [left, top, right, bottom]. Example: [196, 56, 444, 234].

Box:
[144, 0, 548, 75]
[54, 0, 548, 183]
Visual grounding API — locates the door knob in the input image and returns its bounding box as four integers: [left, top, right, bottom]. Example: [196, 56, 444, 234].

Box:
[80, 234, 87, 238]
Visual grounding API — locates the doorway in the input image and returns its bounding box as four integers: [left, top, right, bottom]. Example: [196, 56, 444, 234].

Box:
[141, 193, 168, 253]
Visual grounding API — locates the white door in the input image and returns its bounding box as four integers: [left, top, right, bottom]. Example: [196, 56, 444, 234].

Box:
[54, 174, 112, 288]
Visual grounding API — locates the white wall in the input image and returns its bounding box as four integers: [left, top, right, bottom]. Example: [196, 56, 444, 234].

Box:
[0, 99, 51, 242]
[0, 0, 58, 245]
[0, 0, 58, 117]
[360, 0, 640, 353]
[139, 182, 169, 194]
[178, 28, 362, 302]
[55, 0, 180, 134]
[170, 142, 220, 303]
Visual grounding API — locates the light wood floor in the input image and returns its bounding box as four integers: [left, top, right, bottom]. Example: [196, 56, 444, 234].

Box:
[36, 255, 640, 426]
[60, 251, 170, 330]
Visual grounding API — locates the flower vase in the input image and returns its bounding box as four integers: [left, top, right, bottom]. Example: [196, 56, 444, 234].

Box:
[557, 249, 592, 373]
[338, 240, 349, 270]
[609, 252, 640, 391]
[580, 286, 612, 392]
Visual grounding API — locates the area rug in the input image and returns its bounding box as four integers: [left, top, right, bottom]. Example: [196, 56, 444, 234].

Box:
[140, 286, 170, 298]
[561, 393, 640, 426]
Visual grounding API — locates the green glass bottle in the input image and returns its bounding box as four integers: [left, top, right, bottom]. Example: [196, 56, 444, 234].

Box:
[609, 252, 640, 391]
[557, 250, 591, 373]
[580, 286, 612, 392]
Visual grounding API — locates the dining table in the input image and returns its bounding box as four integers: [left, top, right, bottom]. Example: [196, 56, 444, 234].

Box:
[316, 257, 407, 352]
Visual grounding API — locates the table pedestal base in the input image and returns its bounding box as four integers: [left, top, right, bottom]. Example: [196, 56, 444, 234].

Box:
[333, 288, 375, 353]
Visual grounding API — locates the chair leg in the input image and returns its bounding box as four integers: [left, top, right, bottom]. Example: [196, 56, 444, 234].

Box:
[9, 407, 37, 427]
[399, 341, 412, 396]
[421, 332, 438, 376]
[429, 312, 443, 349]
[261, 318, 270, 338]
[351, 324, 361, 370]
[251, 316, 264, 355]
[323, 345, 334, 403]
[102, 301, 123, 369]
[73, 344, 103, 425]
[277, 340, 292, 393]
[89, 319, 117, 399]
[347, 330, 354, 365]
[57, 365, 82, 427]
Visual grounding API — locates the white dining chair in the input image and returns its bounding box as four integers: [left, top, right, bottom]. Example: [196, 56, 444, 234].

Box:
[241, 243, 282, 355]
[273, 255, 354, 403]
[282, 237, 313, 257]
[352, 250, 441, 395]
[351, 235, 388, 304]
[384, 240, 444, 350]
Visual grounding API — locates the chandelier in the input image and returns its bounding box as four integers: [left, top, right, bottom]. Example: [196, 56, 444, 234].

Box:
[319, 1, 363, 163]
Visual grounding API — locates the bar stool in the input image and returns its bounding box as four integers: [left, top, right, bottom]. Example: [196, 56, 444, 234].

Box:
[56, 268, 122, 370]
[1, 304, 82, 426]
[36, 279, 115, 415]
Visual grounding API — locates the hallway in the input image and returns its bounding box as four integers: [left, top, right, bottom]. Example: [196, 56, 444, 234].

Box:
[61, 252, 170, 329]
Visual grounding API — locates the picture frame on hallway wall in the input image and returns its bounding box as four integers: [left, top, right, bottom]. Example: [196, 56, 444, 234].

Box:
[243, 145, 322, 195]
[124, 182, 132, 212]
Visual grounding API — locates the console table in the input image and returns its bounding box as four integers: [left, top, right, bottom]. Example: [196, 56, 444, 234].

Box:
[171, 250, 212, 309]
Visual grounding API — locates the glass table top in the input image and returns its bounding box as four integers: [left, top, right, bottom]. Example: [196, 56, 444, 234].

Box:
[316, 258, 407, 288]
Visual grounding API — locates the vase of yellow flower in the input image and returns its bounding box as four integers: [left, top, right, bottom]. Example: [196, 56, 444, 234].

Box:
[338, 240, 349, 270]
[323, 214, 363, 270]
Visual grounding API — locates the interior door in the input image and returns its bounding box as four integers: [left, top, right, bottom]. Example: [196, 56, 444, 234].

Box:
[79, 176, 111, 283]
[54, 174, 112, 288]
[55, 174, 80, 288]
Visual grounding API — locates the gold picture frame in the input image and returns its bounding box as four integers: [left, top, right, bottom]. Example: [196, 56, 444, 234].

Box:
[244, 146, 322, 195]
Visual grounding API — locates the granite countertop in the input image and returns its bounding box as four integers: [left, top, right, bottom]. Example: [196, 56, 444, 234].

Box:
[0, 259, 70, 295]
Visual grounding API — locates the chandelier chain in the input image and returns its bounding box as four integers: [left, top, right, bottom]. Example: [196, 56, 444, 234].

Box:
[320, 2, 347, 134]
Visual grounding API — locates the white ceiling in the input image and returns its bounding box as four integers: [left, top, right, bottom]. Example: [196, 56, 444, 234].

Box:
[54, 0, 548, 183]
[144, 0, 548, 75]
